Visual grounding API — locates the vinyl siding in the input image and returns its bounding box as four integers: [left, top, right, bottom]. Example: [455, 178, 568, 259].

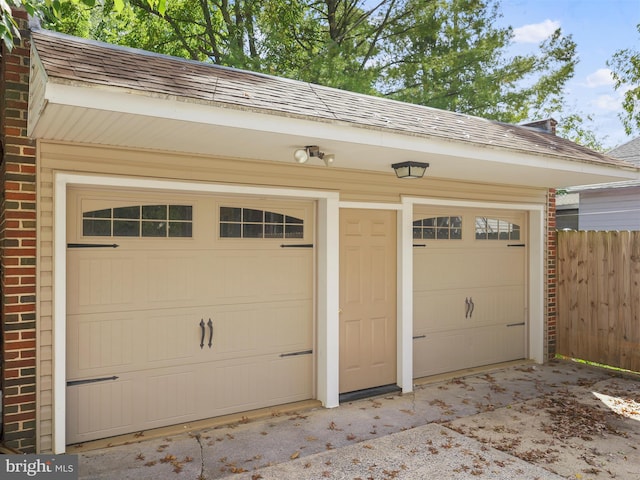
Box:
[579, 187, 640, 231]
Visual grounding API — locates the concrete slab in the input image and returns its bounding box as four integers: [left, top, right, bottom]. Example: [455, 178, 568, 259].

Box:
[74, 360, 640, 480]
[230, 423, 565, 480]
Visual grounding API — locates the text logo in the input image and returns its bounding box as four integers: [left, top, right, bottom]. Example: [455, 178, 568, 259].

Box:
[1, 455, 78, 479]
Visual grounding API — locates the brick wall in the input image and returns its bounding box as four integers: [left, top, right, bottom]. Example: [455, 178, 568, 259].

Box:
[546, 188, 557, 360]
[0, 10, 37, 452]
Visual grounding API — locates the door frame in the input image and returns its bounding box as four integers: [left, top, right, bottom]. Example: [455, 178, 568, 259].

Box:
[52, 172, 341, 453]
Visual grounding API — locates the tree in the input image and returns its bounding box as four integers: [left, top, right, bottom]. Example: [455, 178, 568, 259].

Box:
[1, 0, 39, 50]
[608, 23, 640, 136]
[0, 0, 166, 51]
[381, 0, 577, 124]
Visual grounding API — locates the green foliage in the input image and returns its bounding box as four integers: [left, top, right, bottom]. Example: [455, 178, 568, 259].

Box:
[1, 0, 165, 50]
[608, 24, 640, 136]
[0, 0, 37, 51]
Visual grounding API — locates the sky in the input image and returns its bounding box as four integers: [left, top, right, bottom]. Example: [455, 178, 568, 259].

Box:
[496, 0, 639, 150]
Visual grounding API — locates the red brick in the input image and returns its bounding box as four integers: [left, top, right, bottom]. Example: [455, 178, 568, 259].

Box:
[4, 304, 36, 314]
[3, 248, 36, 257]
[4, 340, 36, 351]
[4, 394, 36, 406]
[4, 126, 22, 136]
[2, 285, 36, 295]
[5, 359, 35, 370]
[4, 267, 35, 276]
[5, 230, 36, 238]
[5, 211, 36, 220]
[5, 191, 36, 201]
[4, 412, 37, 423]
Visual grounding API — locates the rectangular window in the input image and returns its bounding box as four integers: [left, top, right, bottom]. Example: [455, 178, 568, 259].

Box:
[414, 216, 462, 240]
[82, 205, 193, 238]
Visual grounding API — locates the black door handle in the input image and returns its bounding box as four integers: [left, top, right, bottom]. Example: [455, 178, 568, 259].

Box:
[199, 319, 205, 349]
[207, 318, 213, 348]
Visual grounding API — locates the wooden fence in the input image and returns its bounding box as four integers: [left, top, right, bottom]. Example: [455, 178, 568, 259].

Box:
[557, 230, 640, 372]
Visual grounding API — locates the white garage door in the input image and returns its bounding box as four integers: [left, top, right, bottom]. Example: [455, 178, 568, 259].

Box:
[413, 207, 527, 378]
[66, 188, 315, 444]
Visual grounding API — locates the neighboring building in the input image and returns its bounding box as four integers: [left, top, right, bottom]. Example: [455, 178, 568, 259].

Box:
[569, 137, 640, 231]
[1, 15, 638, 453]
[555, 192, 580, 230]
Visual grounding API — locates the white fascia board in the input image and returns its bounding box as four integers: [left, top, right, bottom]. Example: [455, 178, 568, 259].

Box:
[39, 81, 637, 182]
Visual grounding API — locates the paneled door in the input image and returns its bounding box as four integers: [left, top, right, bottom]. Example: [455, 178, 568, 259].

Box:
[413, 207, 527, 378]
[339, 209, 397, 393]
[66, 188, 315, 443]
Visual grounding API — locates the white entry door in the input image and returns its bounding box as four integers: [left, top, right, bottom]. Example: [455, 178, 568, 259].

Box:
[413, 207, 527, 378]
[66, 188, 315, 444]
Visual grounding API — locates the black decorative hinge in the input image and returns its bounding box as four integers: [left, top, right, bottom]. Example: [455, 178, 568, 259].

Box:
[68, 243, 119, 249]
[67, 376, 119, 386]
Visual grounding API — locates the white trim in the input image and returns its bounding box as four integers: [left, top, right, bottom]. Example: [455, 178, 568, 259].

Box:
[397, 204, 414, 392]
[52, 172, 339, 453]
[402, 197, 546, 367]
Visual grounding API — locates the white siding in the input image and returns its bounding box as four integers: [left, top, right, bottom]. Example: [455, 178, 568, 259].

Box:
[579, 187, 640, 231]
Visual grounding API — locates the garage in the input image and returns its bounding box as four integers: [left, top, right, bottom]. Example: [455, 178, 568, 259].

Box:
[413, 207, 527, 378]
[65, 188, 315, 443]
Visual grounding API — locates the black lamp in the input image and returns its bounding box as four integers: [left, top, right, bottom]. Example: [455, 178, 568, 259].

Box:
[391, 161, 429, 179]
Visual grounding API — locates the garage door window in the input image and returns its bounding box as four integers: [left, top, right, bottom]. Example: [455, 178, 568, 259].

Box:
[219, 207, 304, 239]
[413, 216, 462, 240]
[83, 205, 193, 237]
[475, 217, 520, 240]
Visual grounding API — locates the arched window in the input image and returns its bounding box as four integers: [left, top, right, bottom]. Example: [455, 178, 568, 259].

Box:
[475, 217, 520, 240]
[219, 207, 304, 239]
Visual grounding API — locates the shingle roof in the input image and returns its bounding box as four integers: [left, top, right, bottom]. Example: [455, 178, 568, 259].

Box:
[30, 28, 634, 170]
[608, 137, 640, 166]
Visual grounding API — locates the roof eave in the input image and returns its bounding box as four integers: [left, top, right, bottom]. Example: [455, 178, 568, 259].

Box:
[28, 75, 640, 189]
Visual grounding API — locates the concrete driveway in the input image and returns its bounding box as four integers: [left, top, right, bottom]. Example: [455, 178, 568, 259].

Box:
[74, 360, 640, 479]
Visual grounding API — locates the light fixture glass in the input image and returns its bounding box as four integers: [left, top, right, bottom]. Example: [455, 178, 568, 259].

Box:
[391, 161, 429, 179]
[294, 148, 309, 163]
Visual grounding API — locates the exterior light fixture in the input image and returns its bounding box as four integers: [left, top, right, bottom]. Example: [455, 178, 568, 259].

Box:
[293, 146, 334, 166]
[391, 161, 429, 179]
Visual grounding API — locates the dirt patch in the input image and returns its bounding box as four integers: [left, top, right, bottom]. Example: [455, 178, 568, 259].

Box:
[445, 378, 640, 479]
